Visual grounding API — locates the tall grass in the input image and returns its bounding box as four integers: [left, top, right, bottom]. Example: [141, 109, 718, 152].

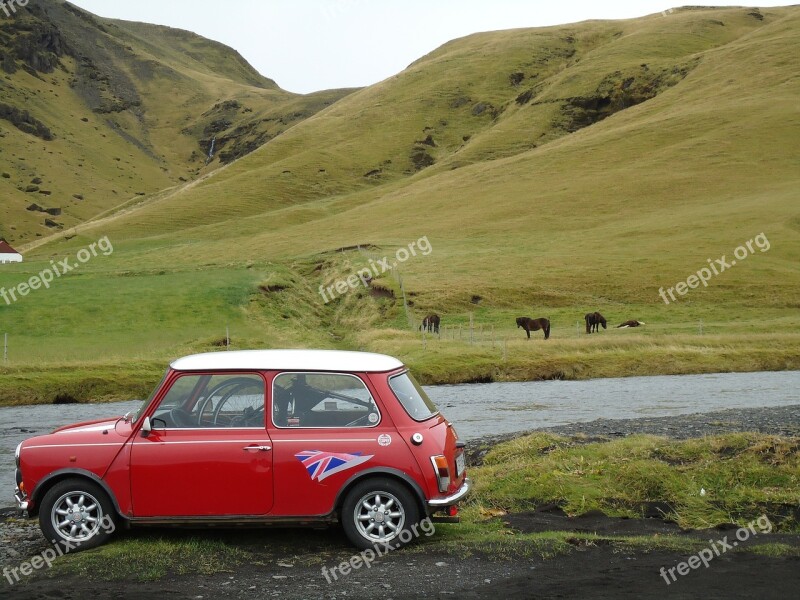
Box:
[469, 432, 800, 531]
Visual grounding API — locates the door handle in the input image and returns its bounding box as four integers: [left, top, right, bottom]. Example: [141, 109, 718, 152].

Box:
[242, 445, 272, 452]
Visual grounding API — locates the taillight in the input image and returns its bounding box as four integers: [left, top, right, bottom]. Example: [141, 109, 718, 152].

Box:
[431, 455, 451, 493]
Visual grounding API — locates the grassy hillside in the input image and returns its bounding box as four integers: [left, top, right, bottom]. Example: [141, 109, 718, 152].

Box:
[0, 0, 352, 245]
[1, 5, 799, 404]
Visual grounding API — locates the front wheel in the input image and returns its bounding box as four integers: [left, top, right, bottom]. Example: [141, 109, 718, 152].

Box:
[341, 478, 420, 550]
[39, 478, 117, 552]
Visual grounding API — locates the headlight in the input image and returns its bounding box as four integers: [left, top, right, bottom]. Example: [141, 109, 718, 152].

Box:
[15, 442, 22, 469]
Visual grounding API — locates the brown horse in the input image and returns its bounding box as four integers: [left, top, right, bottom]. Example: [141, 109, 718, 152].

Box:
[585, 312, 607, 333]
[420, 314, 440, 334]
[617, 320, 645, 328]
[516, 317, 551, 340]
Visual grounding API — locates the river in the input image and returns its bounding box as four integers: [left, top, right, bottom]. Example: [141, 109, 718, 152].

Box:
[1, 371, 798, 501]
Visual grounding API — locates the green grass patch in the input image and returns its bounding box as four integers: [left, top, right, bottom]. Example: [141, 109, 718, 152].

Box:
[50, 535, 249, 581]
[468, 433, 800, 531]
[747, 543, 800, 558]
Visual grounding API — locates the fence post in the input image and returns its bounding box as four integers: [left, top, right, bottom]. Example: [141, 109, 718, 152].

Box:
[226, 326, 230, 350]
[491, 324, 495, 347]
[3, 333, 7, 363]
[469, 312, 474, 344]
[397, 270, 413, 331]
[502, 337, 507, 361]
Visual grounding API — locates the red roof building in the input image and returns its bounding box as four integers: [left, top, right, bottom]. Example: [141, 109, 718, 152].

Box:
[0, 240, 22, 263]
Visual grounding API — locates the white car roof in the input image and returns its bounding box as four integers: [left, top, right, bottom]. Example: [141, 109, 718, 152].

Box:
[170, 349, 405, 373]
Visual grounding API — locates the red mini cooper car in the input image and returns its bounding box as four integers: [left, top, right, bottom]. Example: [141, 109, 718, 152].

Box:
[14, 350, 470, 550]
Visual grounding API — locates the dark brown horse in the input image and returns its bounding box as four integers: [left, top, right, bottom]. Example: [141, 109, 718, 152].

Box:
[585, 312, 607, 333]
[420, 314, 440, 334]
[617, 320, 645, 328]
[516, 317, 550, 340]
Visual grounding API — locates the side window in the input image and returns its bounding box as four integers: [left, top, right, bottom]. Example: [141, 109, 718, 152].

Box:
[272, 373, 379, 428]
[152, 374, 265, 428]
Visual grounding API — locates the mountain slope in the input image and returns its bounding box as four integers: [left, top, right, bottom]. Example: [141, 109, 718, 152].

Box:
[0, 0, 353, 245]
[65, 5, 798, 276]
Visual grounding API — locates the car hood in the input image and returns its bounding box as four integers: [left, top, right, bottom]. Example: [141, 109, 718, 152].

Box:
[51, 417, 123, 435]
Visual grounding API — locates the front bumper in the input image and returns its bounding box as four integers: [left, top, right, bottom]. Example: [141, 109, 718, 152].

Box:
[428, 477, 471, 508]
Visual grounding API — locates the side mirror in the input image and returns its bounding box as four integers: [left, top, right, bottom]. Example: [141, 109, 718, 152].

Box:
[140, 416, 152, 437]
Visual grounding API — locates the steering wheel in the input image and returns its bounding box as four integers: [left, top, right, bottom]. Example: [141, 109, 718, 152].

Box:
[170, 407, 195, 428]
[212, 381, 265, 426]
[196, 377, 262, 421]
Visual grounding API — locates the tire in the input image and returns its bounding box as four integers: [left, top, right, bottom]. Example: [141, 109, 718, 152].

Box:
[39, 478, 117, 552]
[341, 477, 420, 550]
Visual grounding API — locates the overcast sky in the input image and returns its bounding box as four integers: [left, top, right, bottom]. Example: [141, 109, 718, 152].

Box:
[68, 1, 792, 94]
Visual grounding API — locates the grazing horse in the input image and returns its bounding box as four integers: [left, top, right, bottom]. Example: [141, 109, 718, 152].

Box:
[585, 312, 607, 333]
[516, 317, 551, 340]
[420, 314, 440, 334]
[617, 320, 645, 328]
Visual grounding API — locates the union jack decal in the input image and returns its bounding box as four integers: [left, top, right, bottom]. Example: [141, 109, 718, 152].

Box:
[295, 450, 374, 482]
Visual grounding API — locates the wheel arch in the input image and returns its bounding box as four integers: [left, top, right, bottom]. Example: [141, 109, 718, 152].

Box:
[334, 467, 428, 517]
[30, 469, 124, 519]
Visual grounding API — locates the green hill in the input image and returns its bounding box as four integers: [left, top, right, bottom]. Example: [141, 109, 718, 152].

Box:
[0, 0, 353, 245]
[1, 5, 798, 404]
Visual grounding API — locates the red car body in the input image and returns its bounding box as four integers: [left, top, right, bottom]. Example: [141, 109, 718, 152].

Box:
[15, 350, 470, 550]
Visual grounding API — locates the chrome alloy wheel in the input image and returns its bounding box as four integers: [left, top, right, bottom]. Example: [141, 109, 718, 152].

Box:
[50, 490, 104, 543]
[353, 490, 406, 545]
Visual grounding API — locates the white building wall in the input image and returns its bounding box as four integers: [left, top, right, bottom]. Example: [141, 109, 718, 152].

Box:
[0, 253, 22, 263]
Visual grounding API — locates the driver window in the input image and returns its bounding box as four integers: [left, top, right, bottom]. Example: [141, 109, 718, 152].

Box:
[153, 374, 265, 428]
[272, 372, 379, 428]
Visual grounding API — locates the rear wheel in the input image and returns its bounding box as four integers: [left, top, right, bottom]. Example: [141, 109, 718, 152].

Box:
[39, 478, 117, 552]
[341, 478, 420, 550]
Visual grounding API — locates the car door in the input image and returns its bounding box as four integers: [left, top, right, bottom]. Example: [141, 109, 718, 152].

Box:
[268, 371, 420, 516]
[130, 372, 274, 517]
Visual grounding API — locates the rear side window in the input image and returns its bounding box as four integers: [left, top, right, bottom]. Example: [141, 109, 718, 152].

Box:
[389, 372, 438, 421]
[272, 372, 380, 428]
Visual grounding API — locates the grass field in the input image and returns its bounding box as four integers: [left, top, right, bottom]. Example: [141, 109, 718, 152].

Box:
[0, 5, 799, 404]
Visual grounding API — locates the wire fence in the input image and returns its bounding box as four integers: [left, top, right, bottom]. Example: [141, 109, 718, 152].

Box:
[344, 246, 708, 353]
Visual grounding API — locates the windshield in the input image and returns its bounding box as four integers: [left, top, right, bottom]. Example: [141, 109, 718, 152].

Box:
[389, 371, 439, 421]
[130, 370, 169, 423]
